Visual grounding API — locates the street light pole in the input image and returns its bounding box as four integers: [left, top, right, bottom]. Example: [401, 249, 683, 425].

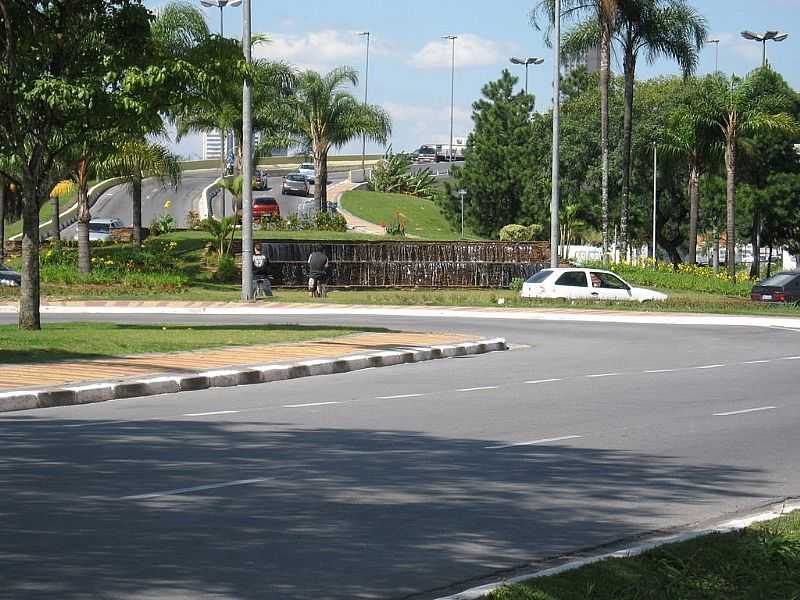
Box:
[549, 0, 561, 268]
[510, 57, 544, 95]
[241, 0, 253, 301]
[741, 30, 789, 69]
[652, 142, 658, 268]
[707, 38, 720, 72]
[358, 32, 371, 177]
[443, 35, 457, 163]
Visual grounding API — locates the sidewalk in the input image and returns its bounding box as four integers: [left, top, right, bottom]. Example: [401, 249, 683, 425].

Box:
[329, 180, 386, 235]
[0, 330, 506, 412]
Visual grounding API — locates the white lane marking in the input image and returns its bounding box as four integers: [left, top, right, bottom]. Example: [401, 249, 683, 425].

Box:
[586, 373, 620, 378]
[120, 477, 269, 500]
[713, 406, 776, 417]
[376, 393, 424, 400]
[65, 420, 135, 429]
[525, 378, 562, 384]
[183, 410, 240, 417]
[486, 435, 583, 450]
[743, 360, 770, 365]
[695, 364, 725, 370]
[645, 369, 675, 373]
[283, 401, 340, 408]
[457, 386, 499, 392]
[781, 356, 800, 360]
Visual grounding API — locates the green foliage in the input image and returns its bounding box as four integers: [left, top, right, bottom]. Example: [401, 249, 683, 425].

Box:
[186, 210, 202, 230]
[499, 224, 543, 242]
[150, 212, 176, 236]
[509, 278, 525, 292]
[385, 212, 407, 237]
[214, 255, 237, 283]
[258, 212, 347, 232]
[200, 217, 237, 260]
[313, 211, 348, 232]
[369, 149, 437, 200]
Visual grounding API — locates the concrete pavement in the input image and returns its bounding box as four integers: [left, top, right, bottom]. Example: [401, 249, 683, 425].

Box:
[1, 308, 798, 599]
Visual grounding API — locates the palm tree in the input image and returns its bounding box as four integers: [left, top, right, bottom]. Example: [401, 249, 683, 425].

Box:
[701, 72, 798, 280]
[48, 180, 75, 248]
[287, 67, 391, 212]
[533, 0, 619, 262]
[98, 141, 181, 248]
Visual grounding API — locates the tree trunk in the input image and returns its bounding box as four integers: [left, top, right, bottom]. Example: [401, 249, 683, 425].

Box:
[0, 182, 5, 262]
[314, 149, 328, 213]
[132, 175, 142, 248]
[51, 195, 61, 248]
[77, 184, 91, 274]
[19, 176, 41, 330]
[767, 245, 773, 277]
[600, 24, 611, 264]
[749, 209, 760, 279]
[688, 162, 700, 265]
[620, 50, 635, 260]
[713, 229, 720, 273]
[725, 137, 737, 281]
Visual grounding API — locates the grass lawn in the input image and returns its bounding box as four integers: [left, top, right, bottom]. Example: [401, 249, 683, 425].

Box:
[340, 189, 480, 240]
[484, 510, 800, 599]
[0, 322, 374, 364]
[4, 196, 80, 240]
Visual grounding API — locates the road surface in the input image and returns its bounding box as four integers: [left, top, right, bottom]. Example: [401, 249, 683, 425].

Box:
[1, 312, 798, 599]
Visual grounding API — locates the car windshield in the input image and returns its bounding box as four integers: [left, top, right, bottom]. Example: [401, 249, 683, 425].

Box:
[287, 174, 305, 182]
[300, 164, 314, 170]
[759, 273, 797, 287]
[89, 223, 110, 233]
[255, 198, 276, 205]
[526, 270, 552, 284]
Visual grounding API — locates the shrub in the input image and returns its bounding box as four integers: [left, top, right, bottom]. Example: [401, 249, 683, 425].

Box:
[499, 224, 543, 242]
[369, 148, 437, 200]
[385, 211, 407, 237]
[186, 209, 202, 230]
[260, 214, 287, 230]
[509, 277, 525, 292]
[313, 211, 347, 232]
[150, 213, 176, 236]
[214, 255, 237, 283]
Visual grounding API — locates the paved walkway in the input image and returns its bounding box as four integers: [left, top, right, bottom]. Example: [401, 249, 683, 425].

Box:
[0, 331, 472, 392]
[329, 180, 386, 235]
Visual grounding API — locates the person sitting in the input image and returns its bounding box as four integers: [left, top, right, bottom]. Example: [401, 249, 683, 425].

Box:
[252, 244, 272, 298]
[307, 247, 329, 297]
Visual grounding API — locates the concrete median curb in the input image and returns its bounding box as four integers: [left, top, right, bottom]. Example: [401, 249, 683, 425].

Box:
[0, 338, 507, 413]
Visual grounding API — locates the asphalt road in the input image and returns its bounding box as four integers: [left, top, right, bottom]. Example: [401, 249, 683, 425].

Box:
[1, 313, 798, 600]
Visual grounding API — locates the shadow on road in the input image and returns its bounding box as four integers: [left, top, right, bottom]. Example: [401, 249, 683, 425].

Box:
[0, 417, 769, 599]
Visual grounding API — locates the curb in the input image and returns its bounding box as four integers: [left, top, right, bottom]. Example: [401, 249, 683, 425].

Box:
[0, 338, 507, 413]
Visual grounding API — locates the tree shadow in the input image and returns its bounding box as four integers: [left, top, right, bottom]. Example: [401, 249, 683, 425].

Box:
[0, 419, 770, 600]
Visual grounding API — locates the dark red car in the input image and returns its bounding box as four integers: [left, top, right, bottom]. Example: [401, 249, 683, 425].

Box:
[751, 271, 800, 306]
[252, 197, 280, 219]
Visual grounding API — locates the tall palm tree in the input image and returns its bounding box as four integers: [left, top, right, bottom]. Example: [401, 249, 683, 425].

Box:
[48, 180, 75, 248]
[533, 0, 618, 262]
[98, 141, 181, 248]
[287, 67, 391, 212]
[701, 72, 798, 281]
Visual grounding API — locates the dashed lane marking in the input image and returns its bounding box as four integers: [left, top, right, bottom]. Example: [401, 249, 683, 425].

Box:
[525, 378, 562, 384]
[120, 477, 269, 500]
[457, 386, 499, 392]
[376, 394, 424, 400]
[486, 435, 583, 450]
[183, 410, 240, 417]
[283, 401, 340, 408]
[713, 406, 776, 417]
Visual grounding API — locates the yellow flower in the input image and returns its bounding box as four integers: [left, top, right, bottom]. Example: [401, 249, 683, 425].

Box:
[163, 200, 172, 210]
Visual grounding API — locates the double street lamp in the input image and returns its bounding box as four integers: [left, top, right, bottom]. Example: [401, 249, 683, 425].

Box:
[741, 30, 789, 68]
[510, 56, 544, 95]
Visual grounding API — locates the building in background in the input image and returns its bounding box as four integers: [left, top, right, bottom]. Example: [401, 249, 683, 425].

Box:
[564, 46, 601, 75]
[202, 131, 223, 161]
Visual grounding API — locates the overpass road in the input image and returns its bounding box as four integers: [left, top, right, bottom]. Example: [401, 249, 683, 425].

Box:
[1, 312, 798, 599]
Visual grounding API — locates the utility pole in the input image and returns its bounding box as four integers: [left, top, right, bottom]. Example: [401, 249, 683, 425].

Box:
[549, 0, 561, 268]
[652, 143, 658, 268]
[358, 32, 371, 177]
[240, 0, 254, 301]
[443, 35, 457, 163]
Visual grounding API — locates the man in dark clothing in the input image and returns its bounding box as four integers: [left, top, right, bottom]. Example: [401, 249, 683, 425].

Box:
[252, 244, 272, 298]
[307, 247, 329, 297]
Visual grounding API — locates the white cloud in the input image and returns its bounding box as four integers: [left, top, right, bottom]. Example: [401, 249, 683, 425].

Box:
[384, 102, 472, 148]
[254, 30, 371, 72]
[713, 32, 765, 69]
[409, 33, 510, 69]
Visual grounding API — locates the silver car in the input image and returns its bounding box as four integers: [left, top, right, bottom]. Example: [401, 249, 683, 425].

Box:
[282, 173, 310, 196]
[73, 218, 123, 243]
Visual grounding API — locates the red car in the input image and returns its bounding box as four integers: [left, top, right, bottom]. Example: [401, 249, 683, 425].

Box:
[253, 197, 281, 219]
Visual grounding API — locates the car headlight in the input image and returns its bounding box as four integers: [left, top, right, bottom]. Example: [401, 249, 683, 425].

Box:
[0, 278, 20, 287]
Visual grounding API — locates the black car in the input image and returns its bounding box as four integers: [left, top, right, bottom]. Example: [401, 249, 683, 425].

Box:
[0, 262, 21, 287]
[751, 271, 800, 305]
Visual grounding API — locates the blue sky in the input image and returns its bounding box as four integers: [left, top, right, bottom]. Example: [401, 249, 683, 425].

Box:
[147, 0, 800, 159]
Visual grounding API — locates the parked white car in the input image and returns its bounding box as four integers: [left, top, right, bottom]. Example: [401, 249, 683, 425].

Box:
[73, 218, 123, 243]
[298, 162, 316, 184]
[520, 268, 668, 302]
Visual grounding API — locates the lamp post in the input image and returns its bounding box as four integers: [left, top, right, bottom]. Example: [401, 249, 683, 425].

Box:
[707, 38, 720, 72]
[200, 0, 242, 219]
[652, 142, 658, 268]
[549, 0, 561, 268]
[443, 35, 457, 163]
[741, 30, 789, 68]
[357, 32, 371, 177]
[510, 57, 544, 95]
[240, 0, 254, 301]
[458, 189, 467, 238]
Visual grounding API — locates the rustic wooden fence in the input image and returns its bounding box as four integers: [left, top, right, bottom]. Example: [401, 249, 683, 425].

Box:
[233, 240, 550, 288]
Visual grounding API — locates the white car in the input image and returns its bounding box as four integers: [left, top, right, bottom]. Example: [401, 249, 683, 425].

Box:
[520, 267, 668, 302]
[73, 218, 123, 243]
[298, 162, 316, 184]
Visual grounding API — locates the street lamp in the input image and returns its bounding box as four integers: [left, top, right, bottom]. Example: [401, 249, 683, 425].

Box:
[443, 35, 457, 163]
[240, 0, 254, 301]
[510, 57, 544, 95]
[707, 38, 720, 73]
[200, 0, 242, 218]
[741, 30, 789, 68]
[357, 32, 371, 177]
[652, 142, 658, 268]
[549, 0, 561, 268]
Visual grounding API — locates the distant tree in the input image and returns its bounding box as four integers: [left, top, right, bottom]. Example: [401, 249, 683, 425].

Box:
[445, 70, 535, 238]
[287, 67, 391, 212]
